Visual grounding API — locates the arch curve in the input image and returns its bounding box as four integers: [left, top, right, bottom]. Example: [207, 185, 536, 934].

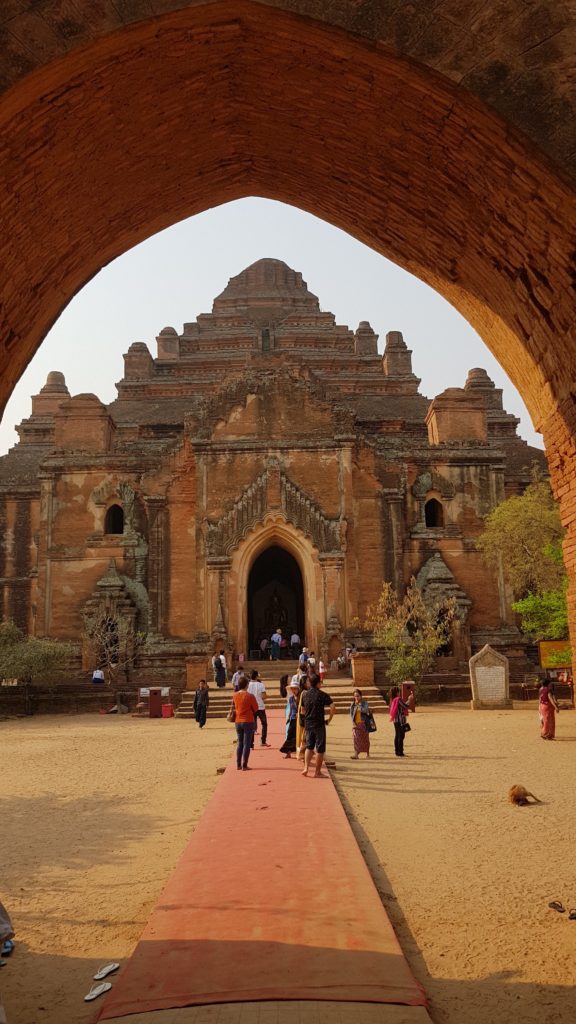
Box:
[229, 514, 323, 653]
[0, 0, 574, 438]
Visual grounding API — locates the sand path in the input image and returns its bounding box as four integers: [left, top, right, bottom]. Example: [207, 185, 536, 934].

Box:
[1, 705, 575, 1023]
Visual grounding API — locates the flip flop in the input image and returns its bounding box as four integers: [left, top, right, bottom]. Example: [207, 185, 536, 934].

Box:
[84, 981, 113, 1002]
[93, 962, 120, 981]
[569, 910, 576, 920]
[0, 940, 14, 957]
[548, 901, 565, 913]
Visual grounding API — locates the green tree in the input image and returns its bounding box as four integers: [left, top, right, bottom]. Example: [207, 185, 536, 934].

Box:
[363, 578, 456, 690]
[478, 475, 569, 646]
[477, 477, 564, 597]
[0, 620, 71, 683]
[512, 586, 568, 641]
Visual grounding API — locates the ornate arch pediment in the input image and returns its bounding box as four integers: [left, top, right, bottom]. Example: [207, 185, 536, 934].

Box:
[412, 470, 455, 500]
[416, 552, 471, 620]
[205, 459, 345, 557]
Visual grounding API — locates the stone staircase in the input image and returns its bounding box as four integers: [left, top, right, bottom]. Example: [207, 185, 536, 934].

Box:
[176, 661, 388, 719]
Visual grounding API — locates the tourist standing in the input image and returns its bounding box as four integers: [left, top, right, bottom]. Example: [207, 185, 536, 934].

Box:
[349, 688, 371, 758]
[231, 666, 242, 691]
[213, 650, 227, 688]
[232, 676, 259, 770]
[308, 651, 317, 671]
[539, 676, 560, 739]
[260, 637, 269, 660]
[193, 678, 209, 729]
[301, 673, 335, 778]
[389, 686, 409, 757]
[280, 677, 300, 757]
[318, 658, 326, 683]
[290, 631, 301, 658]
[270, 629, 282, 661]
[295, 674, 309, 760]
[248, 668, 269, 746]
[298, 647, 309, 672]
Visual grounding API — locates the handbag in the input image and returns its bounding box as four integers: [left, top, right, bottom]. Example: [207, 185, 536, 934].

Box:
[365, 713, 377, 734]
[403, 721, 411, 732]
[226, 702, 236, 723]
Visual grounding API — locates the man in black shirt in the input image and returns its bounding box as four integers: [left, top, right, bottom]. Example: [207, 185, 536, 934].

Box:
[301, 674, 335, 777]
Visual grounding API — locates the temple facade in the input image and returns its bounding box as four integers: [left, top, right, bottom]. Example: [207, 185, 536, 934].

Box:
[0, 259, 546, 685]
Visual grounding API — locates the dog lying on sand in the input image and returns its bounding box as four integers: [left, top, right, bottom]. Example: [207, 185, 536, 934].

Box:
[508, 784, 541, 806]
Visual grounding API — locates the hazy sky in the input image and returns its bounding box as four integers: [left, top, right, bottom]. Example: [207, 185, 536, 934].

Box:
[0, 197, 543, 454]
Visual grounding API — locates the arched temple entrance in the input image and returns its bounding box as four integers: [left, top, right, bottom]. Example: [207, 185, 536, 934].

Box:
[247, 545, 305, 654]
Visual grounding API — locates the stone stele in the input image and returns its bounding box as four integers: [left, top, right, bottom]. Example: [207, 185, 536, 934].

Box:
[469, 644, 512, 710]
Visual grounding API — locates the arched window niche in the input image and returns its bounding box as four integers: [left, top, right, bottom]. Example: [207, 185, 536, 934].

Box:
[104, 503, 124, 535]
[424, 497, 444, 529]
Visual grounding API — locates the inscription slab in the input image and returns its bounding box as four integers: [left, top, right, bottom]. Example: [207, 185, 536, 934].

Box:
[469, 644, 512, 710]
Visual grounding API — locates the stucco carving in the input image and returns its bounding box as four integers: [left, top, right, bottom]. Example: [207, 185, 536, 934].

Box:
[412, 471, 455, 500]
[416, 552, 471, 621]
[205, 462, 343, 556]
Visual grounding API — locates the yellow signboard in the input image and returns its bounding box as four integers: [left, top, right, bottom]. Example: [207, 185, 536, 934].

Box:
[538, 641, 572, 669]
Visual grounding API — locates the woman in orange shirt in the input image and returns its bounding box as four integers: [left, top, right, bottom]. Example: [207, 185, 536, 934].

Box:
[232, 675, 259, 770]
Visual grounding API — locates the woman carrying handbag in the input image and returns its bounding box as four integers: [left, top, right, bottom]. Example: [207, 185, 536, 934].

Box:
[389, 686, 410, 757]
[349, 688, 375, 759]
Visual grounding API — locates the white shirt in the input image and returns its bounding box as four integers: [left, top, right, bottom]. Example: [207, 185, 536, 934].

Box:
[291, 633, 300, 645]
[271, 632, 282, 644]
[247, 679, 267, 710]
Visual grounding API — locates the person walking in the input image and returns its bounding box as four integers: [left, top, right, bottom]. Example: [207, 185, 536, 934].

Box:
[270, 629, 282, 661]
[193, 678, 209, 729]
[248, 668, 270, 747]
[349, 688, 372, 758]
[389, 686, 409, 757]
[232, 675, 259, 770]
[290, 631, 301, 658]
[298, 647, 309, 672]
[539, 675, 560, 739]
[301, 673, 335, 778]
[318, 658, 326, 683]
[280, 677, 300, 757]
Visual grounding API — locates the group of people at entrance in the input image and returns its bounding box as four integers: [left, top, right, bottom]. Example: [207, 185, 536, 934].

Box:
[197, 645, 413, 765]
[260, 629, 303, 660]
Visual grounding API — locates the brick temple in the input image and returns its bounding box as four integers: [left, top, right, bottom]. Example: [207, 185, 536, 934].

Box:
[0, 259, 545, 688]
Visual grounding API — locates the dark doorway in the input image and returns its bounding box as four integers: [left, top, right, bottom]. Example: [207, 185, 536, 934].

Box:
[248, 545, 304, 653]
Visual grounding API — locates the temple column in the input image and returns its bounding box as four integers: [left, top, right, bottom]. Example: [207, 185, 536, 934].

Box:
[319, 553, 345, 655]
[206, 556, 231, 648]
[144, 496, 167, 636]
[382, 492, 404, 594]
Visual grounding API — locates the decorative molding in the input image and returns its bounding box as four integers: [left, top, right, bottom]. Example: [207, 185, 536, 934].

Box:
[205, 459, 345, 556]
[186, 368, 331, 441]
[416, 552, 471, 621]
[412, 470, 455, 500]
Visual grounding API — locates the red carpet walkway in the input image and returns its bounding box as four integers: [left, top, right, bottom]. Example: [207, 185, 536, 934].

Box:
[97, 710, 427, 1020]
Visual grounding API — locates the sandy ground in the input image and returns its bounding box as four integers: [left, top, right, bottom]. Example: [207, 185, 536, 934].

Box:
[1, 704, 576, 1024]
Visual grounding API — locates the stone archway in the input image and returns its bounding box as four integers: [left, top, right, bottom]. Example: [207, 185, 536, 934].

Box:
[1, 0, 576, 640]
[247, 544, 305, 655]
[229, 516, 323, 657]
